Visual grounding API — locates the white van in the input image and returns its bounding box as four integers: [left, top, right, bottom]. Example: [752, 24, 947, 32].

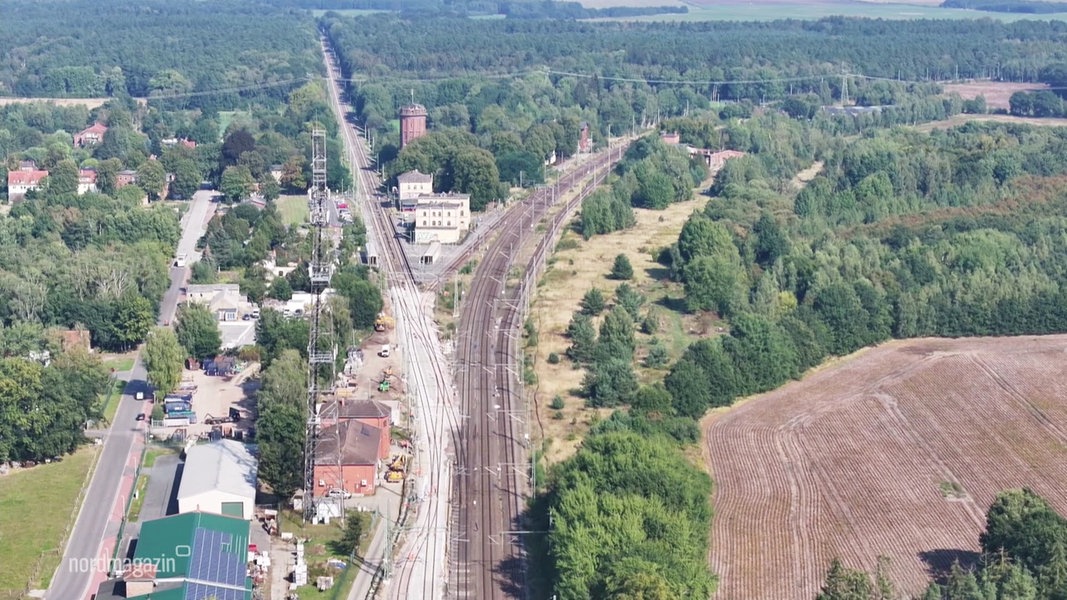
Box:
[379, 344, 390, 358]
[174, 254, 187, 267]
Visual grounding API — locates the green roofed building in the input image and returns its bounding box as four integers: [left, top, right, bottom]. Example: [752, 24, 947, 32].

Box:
[94, 511, 253, 600]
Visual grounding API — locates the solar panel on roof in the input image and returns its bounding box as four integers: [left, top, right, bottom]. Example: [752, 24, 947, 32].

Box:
[185, 581, 246, 600]
[189, 527, 246, 587]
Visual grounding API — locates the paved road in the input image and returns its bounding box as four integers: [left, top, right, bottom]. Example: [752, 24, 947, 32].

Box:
[45, 192, 216, 600]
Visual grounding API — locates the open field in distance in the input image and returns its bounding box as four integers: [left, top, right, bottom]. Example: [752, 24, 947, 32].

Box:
[914, 113, 1067, 132]
[942, 81, 1050, 110]
[705, 334, 1067, 599]
[605, 1, 1067, 21]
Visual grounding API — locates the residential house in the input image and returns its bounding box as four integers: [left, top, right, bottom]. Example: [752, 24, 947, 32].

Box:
[115, 170, 138, 188]
[77, 169, 98, 195]
[185, 284, 251, 321]
[17, 160, 38, 171]
[660, 131, 681, 145]
[269, 165, 283, 183]
[414, 193, 471, 244]
[397, 170, 433, 211]
[7, 169, 48, 201]
[92, 511, 253, 600]
[74, 123, 108, 148]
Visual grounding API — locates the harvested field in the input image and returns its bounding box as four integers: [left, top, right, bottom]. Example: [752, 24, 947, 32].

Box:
[705, 334, 1067, 599]
[941, 81, 1049, 110]
[914, 113, 1067, 132]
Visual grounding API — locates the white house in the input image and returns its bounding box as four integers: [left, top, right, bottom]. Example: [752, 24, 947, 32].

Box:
[77, 169, 98, 195]
[185, 284, 251, 321]
[414, 193, 471, 244]
[7, 169, 48, 200]
[176, 439, 257, 520]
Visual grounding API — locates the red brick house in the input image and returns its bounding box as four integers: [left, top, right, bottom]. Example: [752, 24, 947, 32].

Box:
[314, 420, 382, 496]
[115, 170, 138, 188]
[320, 397, 391, 460]
[74, 123, 108, 148]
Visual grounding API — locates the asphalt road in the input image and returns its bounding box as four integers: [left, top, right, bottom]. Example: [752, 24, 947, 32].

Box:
[45, 191, 215, 600]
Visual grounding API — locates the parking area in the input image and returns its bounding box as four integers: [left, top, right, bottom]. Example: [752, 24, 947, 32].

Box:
[149, 363, 259, 443]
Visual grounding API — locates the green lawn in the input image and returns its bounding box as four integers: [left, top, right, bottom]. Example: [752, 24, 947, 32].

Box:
[0, 447, 99, 596]
[142, 447, 177, 468]
[217, 111, 250, 142]
[127, 475, 150, 522]
[104, 355, 135, 372]
[277, 194, 310, 227]
[101, 378, 127, 424]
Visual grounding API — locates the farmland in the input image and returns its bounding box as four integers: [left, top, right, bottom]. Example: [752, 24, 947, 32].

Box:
[705, 334, 1067, 599]
[941, 81, 1050, 110]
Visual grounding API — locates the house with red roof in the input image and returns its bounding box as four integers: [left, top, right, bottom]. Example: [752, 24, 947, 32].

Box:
[74, 123, 108, 148]
[7, 169, 49, 201]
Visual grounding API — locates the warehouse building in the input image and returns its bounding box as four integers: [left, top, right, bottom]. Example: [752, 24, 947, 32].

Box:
[177, 439, 257, 519]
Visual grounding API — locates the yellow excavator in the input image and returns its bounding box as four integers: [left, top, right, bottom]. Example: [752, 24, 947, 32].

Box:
[374, 313, 395, 332]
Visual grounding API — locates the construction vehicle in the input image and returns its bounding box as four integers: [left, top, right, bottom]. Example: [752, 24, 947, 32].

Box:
[388, 455, 406, 471]
[385, 470, 403, 483]
[378, 378, 390, 393]
[374, 314, 395, 332]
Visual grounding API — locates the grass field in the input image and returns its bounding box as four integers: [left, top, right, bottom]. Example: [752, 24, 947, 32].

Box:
[103, 355, 135, 373]
[101, 377, 127, 424]
[705, 334, 1067, 599]
[142, 447, 178, 469]
[914, 113, 1067, 132]
[529, 196, 707, 465]
[277, 194, 310, 227]
[0, 447, 99, 596]
[127, 475, 150, 522]
[218, 111, 251, 143]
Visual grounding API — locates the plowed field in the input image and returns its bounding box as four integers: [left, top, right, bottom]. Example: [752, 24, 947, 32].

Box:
[706, 335, 1067, 599]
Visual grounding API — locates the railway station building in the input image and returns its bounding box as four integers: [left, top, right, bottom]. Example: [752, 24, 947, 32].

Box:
[413, 192, 471, 244]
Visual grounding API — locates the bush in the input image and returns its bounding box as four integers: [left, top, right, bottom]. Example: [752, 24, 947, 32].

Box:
[550, 395, 565, 409]
[547, 352, 560, 364]
[609, 254, 634, 280]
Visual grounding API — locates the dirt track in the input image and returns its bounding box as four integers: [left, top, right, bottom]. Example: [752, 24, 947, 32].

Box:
[705, 335, 1067, 598]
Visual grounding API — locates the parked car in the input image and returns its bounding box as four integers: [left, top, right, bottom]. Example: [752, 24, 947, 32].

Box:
[327, 488, 352, 499]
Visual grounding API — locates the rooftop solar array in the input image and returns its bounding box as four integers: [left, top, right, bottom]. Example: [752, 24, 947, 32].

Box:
[184, 582, 247, 600]
[188, 526, 247, 587]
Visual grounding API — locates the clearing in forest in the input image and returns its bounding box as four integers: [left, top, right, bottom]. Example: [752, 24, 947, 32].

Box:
[705, 334, 1067, 599]
[530, 197, 705, 465]
[941, 81, 1049, 110]
[914, 112, 1067, 132]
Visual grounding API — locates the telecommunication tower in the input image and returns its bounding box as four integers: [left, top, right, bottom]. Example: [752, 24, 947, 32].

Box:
[303, 128, 339, 522]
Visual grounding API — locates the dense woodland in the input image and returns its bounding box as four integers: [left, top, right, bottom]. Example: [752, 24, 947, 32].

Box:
[0, 0, 321, 109]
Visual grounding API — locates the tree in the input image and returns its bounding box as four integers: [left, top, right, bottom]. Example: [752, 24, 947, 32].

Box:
[170, 158, 201, 199]
[175, 303, 221, 361]
[269, 277, 293, 301]
[580, 288, 606, 316]
[332, 270, 383, 329]
[566, 313, 597, 363]
[260, 176, 280, 202]
[258, 349, 306, 408]
[143, 328, 183, 394]
[614, 283, 645, 320]
[610, 254, 634, 280]
[581, 357, 638, 406]
[256, 401, 305, 498]
[137, 160, 167, 201]
[222, 129, 256, 167]
[114, 293, 155, 349]
[599, 306, 636, 359]
[816, 558, 873, 600]
[47, 159, 79, 197]
[220, 165, 254, 203]
[337, 512, 369, 557]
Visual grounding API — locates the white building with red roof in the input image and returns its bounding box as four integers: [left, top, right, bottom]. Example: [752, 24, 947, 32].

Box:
[7, 169, 49, 200]
[74, 123, 108, 148]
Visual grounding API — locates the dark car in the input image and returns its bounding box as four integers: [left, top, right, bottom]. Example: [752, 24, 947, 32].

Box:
[136, 413, 146, 421]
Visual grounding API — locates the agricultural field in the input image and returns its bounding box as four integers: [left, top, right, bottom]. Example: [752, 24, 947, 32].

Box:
[705, 334, 1067, 599]
[942, 81, 1050, 110]
[614, 1, 1067, 21]
[913, 112, 1067, 132]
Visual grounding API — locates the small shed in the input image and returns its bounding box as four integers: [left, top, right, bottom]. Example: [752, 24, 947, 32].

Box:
[363, 241, 378, 267]
[420, 242, 441, 265]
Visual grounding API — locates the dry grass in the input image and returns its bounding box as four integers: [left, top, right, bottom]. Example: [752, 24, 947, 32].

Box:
[529, 197, 706, 465]
[575, 0, 685, 6]
[790, 161, 824, 190]
[941, 81, 1050, 111]
[914, 113, 1067, 132]
[706, 334, 1067, 599]
[0, 97, 110, 109]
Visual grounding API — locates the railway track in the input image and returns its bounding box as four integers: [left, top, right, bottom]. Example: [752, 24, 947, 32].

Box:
[451, 144, 628, 599]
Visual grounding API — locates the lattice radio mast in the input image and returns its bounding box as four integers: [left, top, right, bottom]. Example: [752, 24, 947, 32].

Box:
[303, 128, 339, 523]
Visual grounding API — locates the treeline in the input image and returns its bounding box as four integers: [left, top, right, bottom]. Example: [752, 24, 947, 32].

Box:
[0, 0, 321, 109]
[536, 433, 715, 599]
[818, 488, 1067, 599]
[0, 350, 111, 462]
[499, 2, 687, 19]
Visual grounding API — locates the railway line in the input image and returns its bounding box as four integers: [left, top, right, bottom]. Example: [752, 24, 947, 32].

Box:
[451, 143, 627, 599]
[322, 32, 633, 599]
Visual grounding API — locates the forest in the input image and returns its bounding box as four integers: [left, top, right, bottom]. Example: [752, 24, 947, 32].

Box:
[0, 0, 321, 110]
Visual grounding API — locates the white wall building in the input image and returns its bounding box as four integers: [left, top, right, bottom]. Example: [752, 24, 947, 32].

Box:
[176, 439, 257, 520]
[397, 170, 433, 204]
[414, 193, 471, 244]
[185, 283, 252, 321]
